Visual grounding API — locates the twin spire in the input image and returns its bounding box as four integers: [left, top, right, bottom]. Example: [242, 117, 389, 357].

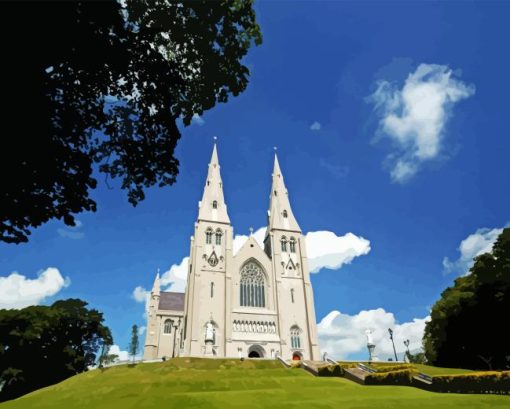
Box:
[197, 143, 301, 233]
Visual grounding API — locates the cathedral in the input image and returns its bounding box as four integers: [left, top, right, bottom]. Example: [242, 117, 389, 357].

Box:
[143, 144, 320, 360]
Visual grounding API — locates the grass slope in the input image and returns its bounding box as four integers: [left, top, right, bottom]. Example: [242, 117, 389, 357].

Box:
[1, 358, 508, 409]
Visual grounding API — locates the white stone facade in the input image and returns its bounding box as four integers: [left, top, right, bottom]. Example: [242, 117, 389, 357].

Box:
[144, 145, 320, 361]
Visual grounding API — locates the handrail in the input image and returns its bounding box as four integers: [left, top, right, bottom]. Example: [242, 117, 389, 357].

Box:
[276, 355, 291, 368]
[357, 363, 376, 373]
[326, 358, 337, 366]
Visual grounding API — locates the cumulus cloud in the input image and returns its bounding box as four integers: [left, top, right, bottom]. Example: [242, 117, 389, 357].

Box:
[369, 63, 475, 183]
[318, 308, 429, 360]
[310, 121, 321, 131]
[108, 344, 130, 361]
[443, 226, 505, 275]
[57, 220, 84, 239]
[306, 231, 370, 273]
[132, 286, 150, 304]
[160, 257, 189, 293]
[0, 267, 70, 309]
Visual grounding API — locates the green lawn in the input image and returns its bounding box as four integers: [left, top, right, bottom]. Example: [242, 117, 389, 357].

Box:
[1, 358, 508, 409]
[413, 364, 474, 376]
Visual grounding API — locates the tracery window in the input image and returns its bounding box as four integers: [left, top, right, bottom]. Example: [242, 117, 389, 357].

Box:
[290, 326, 301, 349]
[215, 229, 222, 245]
[289, 237, 296, 253]
[281, 236, 287, 252]
[164, 319, 173, 334]
[212, 200, 218, 209]
[240, 262, 266, 308]
[206, 228, 213, 244]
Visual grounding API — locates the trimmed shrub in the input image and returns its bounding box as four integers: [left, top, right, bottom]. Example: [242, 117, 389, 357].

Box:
[365, 369, 414, 385]
[317, 364, 344, 377]
[431, 371, 510, 395]
[370, 364, 415, 373]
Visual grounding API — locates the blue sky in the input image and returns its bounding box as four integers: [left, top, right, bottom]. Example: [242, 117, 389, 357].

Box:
[1, 1, 509, 360]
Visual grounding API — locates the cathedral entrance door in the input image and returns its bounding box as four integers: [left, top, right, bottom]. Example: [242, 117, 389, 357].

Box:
[247, 344, 265, 358]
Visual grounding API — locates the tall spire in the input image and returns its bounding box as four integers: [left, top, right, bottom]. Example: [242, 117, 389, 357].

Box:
[267, 153, 301, 232]
[151, 271, 160, 296]
[197, 143, 230, 224]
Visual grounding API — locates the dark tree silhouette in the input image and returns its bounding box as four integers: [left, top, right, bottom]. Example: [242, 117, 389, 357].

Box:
[0, 1, 261, 244]
[0, 299, 112, 402]
[423, 228, 510, 370]
[128, 324, 140, 363]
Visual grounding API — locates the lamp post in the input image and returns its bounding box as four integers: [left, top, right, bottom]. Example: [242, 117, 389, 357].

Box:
[388, 328, 398, 362]
[172, 319, 180, 358]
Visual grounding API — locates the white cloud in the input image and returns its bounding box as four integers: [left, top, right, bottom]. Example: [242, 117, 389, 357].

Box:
[160, 257, 189, 293]
[191, 113, 205, 126]
[57, 219, 84, 239]
[306, 231, 371, 273]
[443, 226, 505, 275]
[108, 344, 130, 361]
[369, 63, 475, 183]
[318, 308, 429, 360]
[0, 267, 70, 309]
[310, 121, 321, 131]
[233, 227, 267, 255]
[132, 286, 150, 304]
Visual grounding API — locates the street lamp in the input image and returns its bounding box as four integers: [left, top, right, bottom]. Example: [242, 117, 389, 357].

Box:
[388, 328, 398, 362]
[172, 318, 181, 358]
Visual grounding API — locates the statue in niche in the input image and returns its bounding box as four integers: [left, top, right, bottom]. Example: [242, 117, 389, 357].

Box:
[205, 321, 215, 343]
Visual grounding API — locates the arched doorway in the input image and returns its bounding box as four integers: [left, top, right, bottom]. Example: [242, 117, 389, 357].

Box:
[292, 352, 302, 361]
[248, 344, 265, 358]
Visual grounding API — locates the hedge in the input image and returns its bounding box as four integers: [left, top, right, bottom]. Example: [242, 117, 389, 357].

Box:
[364, 369, 414, 385]
[369, 364, 415, 373]
[317, 364, 344, 377]
[431, 371, 510, 395]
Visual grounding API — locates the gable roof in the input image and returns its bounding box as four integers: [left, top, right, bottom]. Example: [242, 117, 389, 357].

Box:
[158, 292, 185, 312]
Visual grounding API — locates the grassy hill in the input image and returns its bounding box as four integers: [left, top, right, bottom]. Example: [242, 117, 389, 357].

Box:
[1, 358, 508, 409]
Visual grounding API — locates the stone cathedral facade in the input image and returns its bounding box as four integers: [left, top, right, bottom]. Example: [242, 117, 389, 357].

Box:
[144, 145, 320, 360]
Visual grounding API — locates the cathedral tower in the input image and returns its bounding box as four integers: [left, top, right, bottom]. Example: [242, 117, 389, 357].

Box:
[182, 144, 234, 356]
[264, 153, 321, 360]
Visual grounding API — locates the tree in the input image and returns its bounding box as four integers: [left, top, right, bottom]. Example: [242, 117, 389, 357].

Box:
[128, 325, 140, 363]
[0, 1, 262, 244]
[423, 228, 510, 370]
[0, 299, 112, 402]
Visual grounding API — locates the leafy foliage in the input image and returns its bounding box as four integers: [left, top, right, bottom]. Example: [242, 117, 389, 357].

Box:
[0, 1, 261, 244]
[0, 299, 112, 402]
[317, 364, 344, 377]
[364, 369, 414, 385]
[406, 351, 427, 364]
[431, 371, 510, 395]
[424, 228, 510, 370]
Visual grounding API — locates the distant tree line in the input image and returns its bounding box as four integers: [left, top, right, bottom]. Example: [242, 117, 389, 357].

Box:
[0, 299, 112, 402]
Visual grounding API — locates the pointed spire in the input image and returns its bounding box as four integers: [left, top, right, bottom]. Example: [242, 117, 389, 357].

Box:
[267, 153, 301, 232]
[197, 142, 230, 224]
[151, 271, 160, 296]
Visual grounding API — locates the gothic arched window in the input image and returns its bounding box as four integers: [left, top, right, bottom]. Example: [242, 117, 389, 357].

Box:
[290, 326, 301, 349]
[212, 200, 218, 209]
[215, 229, 222, 245]
[281, 236, 287, 252]
[206, 228, 213, 244]
[240, 262, 266, 308]
[283, 210, 288, 218]
[164, 319, 173, 334]
[289, 237, 296, 253]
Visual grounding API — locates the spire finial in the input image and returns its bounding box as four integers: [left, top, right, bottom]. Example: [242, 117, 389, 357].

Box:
[213, 136, 218, 142]
[249, 227, 254, 236]
[273, 146, 277, 151]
